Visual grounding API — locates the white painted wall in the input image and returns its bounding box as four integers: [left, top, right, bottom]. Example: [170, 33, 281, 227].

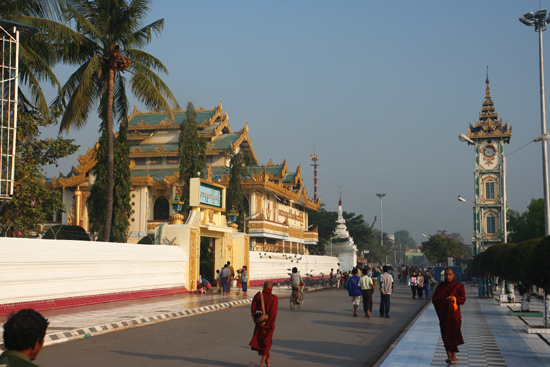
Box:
[0, 238, 186, 304]
[249, 251, 339, 281]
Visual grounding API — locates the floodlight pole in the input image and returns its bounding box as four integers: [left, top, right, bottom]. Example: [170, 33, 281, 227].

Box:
[520, 9, 550, 236]
[376, 193, 386, 247]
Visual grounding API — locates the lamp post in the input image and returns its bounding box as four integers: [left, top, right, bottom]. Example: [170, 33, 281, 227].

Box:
[459, 133, 550, 244]
[169, 193, 185, 225]
[376, 193, 386, 247]
[329, 234, 337, 257]
[519, 9, 550, 236]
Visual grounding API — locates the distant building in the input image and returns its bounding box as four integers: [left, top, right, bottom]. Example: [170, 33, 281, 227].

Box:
[47, 102, 319, 251]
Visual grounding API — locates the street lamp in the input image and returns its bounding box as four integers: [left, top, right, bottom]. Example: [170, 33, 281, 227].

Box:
[519, 8, 550, 236]
[458, 195, 484, 254]
[376, 193, 386, 247]
[459, 133, 550, 243]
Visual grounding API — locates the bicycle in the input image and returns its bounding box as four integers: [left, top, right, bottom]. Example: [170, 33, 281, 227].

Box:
[290, 285, 304, 310]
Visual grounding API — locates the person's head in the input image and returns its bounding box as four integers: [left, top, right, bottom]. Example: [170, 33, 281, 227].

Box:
[216, 269, 220, 274]
[412, 271, 416, 275]
[227, 261, 231, 265]
[444, 268, 455, 282]
[242, 265, 247, 271]
[362, 268, 368, 276]
[3, 309, 49, 360]
[352, 268, 358, 275]
[224, 264, 227, 268]
[331, 268, 333, 271]
[292, 267, 298, 273]
[264, 281, 273, 290]
[383, 265, 388, 273]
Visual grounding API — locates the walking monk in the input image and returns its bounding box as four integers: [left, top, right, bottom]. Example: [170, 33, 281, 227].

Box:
[432, 267, 466, 365]
[250, 281, 278, 367]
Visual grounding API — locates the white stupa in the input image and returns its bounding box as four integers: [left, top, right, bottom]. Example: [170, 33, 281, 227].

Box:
[330, 196, 357, 272]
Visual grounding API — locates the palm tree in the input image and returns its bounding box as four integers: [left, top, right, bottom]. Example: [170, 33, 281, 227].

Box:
[56, 0, 177, 241]
[1, 0, 79, 115]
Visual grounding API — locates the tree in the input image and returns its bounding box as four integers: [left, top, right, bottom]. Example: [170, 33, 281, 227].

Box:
[525, 236, 550, 327]
[394, 229, 417, 249]
[0, 110, 79, 237]
[508, 198, 545, 243]
[88, 120, 132, 242]
[226, 150, 253, 231]
[56, 0, 177, 241]
[420, 233, 464, 264]
[178, 102, 207, 214]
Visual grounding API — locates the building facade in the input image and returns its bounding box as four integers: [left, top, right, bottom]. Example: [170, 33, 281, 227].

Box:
[48, 102, 319, 251]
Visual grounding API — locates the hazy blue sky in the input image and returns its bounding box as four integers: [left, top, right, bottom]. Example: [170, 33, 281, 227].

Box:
[42, 0, 550, 245]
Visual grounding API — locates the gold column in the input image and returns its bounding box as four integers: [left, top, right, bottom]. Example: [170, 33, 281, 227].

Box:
[75, 186, 82, 227]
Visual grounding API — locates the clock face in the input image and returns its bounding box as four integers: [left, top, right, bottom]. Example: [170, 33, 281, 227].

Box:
[484, 145, 496, 157]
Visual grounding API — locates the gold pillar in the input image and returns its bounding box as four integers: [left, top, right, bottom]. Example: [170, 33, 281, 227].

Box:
[75, 186, 82, 227]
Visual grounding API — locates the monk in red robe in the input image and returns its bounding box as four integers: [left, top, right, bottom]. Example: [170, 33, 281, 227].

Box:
[432, 267, 466, 365]
[250, 281, 278, 367]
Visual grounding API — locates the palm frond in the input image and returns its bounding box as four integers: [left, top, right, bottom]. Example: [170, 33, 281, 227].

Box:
[58, 57, 102, 132]
[125, 48, 168, 73]
[130, 66, 175, 121]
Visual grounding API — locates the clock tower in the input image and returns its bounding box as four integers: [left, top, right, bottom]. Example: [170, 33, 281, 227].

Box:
[465, 73, 512, 254]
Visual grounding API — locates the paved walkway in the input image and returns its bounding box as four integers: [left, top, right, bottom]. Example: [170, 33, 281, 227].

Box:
[375, 285, 550, 367]
[2, 283, 550, 366]
[0, 285, 293, 348]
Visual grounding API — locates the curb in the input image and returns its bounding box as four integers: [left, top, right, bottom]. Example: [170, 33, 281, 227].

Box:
[372, 297, 433, 367]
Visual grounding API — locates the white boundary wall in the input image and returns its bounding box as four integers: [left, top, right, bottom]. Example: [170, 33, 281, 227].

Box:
[249, 251, 339, 282]
[0, 238, 186, 304]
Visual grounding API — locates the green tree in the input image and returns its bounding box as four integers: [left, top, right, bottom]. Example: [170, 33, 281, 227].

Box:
[307, 205, 337, 251]
[508, 198, 545, 243]
[88, 120, 132, 242]
[178, 102, 207, 214]
[0, 110, 79, 236]
[420, 233, 464, 264]
[394, 229, 417, 249]
[226, 151, 254, 231]
[56, 0, 177, 241]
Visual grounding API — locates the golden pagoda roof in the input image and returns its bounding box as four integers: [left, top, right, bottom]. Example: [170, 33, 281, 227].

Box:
[466, 74, 512, 143]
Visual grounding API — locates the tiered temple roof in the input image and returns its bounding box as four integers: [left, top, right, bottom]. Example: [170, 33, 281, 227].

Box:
[466, 74, 512, 143]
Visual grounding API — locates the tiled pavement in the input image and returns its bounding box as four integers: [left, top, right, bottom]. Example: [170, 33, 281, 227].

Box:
[2, 283, 550, 366]
[376, 285, 550, 367]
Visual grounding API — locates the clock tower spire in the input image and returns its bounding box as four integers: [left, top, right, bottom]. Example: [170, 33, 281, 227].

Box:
[464, 71, 512, 254]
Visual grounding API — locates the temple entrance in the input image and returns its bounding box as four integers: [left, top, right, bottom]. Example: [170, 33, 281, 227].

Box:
[200, 236, 214, 283]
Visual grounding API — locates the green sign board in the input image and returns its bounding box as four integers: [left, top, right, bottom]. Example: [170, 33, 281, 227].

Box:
[199, 183, 222, 208]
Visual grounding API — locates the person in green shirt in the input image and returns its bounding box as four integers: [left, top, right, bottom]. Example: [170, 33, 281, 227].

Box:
[0, 309, 49, 367]
[359, 268, 374, 317]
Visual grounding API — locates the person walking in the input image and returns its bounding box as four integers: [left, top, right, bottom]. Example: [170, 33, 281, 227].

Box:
[330, 268, 334, 287]
[240, 266, 249, 296]
[432, 268, 466, 365]
[379, 265, 394, 318]
[335, 270, 342, 291]
[220, 264, 231, 296]
[409, 271, 418, 299]
[346, 268, 362, 317]
[250, 281, 278, 367]
[424, 270, 433, 299]
[359, 268, 374, 318]
[417, 272, 425, 299]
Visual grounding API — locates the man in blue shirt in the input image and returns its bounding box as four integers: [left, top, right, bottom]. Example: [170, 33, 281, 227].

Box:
[346, 268, 362, 317]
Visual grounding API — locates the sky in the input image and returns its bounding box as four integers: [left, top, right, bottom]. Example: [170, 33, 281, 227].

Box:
[40, 0, 550, 246]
